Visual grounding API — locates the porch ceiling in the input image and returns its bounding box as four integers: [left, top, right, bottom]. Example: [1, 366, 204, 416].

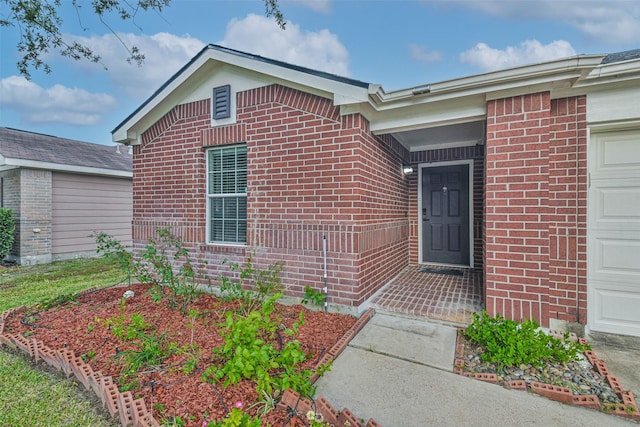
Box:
[391, 120, 485, 152]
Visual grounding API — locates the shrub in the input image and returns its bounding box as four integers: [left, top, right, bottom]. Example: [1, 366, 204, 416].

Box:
[464, 310, 590, 369]
[0, 208, 15, 259]
[218, 256, 283, 317]
[134, 228, 208, 314]
[204, 294, 329, 399]
[95, 231, 133, 274]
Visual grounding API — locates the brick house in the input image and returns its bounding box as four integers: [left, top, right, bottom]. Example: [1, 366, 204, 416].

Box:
[113, 45, 640, 337]
[0, 128, 133, 265]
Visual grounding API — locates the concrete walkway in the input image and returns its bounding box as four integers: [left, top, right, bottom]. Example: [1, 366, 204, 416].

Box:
[315, 313, 637, 427]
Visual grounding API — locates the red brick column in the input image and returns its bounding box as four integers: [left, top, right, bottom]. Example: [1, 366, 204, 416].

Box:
[548, 96, 588, 324]
[484, 93, 551, 326]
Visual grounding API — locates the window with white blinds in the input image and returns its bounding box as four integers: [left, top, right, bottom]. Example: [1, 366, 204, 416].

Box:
[207, 145, 247, 244]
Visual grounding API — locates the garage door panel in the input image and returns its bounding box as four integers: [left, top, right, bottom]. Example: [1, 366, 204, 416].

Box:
[591, 288, 640, 336]
[589, 128, 640, 337]
[592, 129, 640, 177]
[591, 186, 640, 227]
[591, 235, 640, 278]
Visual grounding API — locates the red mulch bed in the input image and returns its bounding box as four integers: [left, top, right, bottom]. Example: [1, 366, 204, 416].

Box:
[3, 283, 357, 426]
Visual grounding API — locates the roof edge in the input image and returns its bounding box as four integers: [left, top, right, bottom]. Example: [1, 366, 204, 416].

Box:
[0, 158, 133, 178]
[112, 44, 370, 141]
[369, 54, 606, 105]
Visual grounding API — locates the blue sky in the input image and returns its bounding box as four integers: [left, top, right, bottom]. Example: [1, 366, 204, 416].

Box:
[1, 0, 639, 146]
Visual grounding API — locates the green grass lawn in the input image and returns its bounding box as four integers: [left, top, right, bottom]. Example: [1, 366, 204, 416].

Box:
[0, 257, 126, 427]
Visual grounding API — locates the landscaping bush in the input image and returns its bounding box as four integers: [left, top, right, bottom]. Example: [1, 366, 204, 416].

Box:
[0, 208, 15, 259]
[464, 310, 590, 369]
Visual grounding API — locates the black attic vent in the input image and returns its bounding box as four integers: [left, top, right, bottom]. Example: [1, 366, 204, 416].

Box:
[212, 85, 231, 119]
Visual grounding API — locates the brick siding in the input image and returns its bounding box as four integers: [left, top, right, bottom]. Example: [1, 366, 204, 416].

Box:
[548, 96, 588, 324]
[0, 168, 53, 264]
[484, 93, 587, 327]
[133, 84, 409, 307]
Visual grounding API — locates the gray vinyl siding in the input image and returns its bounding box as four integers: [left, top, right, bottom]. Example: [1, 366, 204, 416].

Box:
[51, 172, 132, 257]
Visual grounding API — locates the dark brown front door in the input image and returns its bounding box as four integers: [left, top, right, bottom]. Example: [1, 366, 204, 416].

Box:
[422, 164, 470, 265]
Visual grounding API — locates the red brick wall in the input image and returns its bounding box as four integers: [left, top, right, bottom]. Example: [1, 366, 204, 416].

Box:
[485, 93, 551, 325]
[548, 96, 588, 324]
[132, 84, 409, 308]
[484, 93, 587, 327]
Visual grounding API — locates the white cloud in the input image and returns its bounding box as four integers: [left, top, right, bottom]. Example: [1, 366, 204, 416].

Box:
[0, 76, 118, 126]
[291, 0, 332, 14]
[452, 1, 640, 44]
[460, 40, 577, 71]
[410, 44, 443, 64]
[63, 32, 205, 100]
[220, 14, 350, 76]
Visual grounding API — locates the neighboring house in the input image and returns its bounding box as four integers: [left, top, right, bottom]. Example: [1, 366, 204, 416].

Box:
[0, 128, 133, 265]
[113, 45, 640, 338]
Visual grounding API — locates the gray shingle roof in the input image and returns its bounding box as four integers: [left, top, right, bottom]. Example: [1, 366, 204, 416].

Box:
[0, 127, 132, 172]
[601, 49, 640, 64]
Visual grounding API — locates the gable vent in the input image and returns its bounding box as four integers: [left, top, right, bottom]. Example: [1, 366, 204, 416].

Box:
[212, 85, 231, 120]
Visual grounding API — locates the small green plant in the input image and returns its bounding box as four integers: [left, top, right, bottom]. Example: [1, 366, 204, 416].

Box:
[106, 312, 153, 341]
[248, 390, 280, 417]
[206, 402, 262, 427]
[304, 410, 330, 427]
[94, 231, 133, 282]
[181, 354, 199, 375]
[118, 377, 140, 392]
[134, 228, 207, 314]
[218, 256, 283, 317]
[36, 293, 76, 310]
[80, 350, 96, 362]
[0, 208, 15, 260]
[116, 331, 174, 377]
[301, 286, 326, 306]
[162, 415, 186, 427]
[203, 294, 328, 398]
[464, 310, 590, 369]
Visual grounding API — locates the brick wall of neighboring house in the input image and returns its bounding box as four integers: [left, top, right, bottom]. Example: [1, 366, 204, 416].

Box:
[484, 93, 587, 327]
[0, 168, 54, 264]
[133, 84, 409, 308]
[407, 145, 485, 269]
[0, 169, 21, 256]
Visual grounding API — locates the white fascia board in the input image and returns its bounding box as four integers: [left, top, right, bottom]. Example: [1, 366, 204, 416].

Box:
[363, 95, 487, 135]
[573, 59, 640, 89]
[1, 158, 132, 178]
[369, 55, 605, 108]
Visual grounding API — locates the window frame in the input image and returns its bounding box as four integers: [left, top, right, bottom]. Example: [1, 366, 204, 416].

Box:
[205, 144, 247, 245]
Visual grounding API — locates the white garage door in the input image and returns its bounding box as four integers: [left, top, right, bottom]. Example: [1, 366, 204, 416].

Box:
[588, 128, 640, 337]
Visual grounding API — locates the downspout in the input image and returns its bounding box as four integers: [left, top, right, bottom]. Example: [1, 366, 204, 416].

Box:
[323, 235, 328, 313]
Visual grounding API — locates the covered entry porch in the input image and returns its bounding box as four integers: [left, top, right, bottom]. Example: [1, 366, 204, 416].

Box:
[372, 119, 486, 326]
[369, 264, 483, 325]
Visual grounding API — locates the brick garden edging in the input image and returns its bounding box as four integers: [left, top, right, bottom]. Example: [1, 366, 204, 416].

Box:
[453, 328, 640, 422]
[0, 300, 379, 427]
